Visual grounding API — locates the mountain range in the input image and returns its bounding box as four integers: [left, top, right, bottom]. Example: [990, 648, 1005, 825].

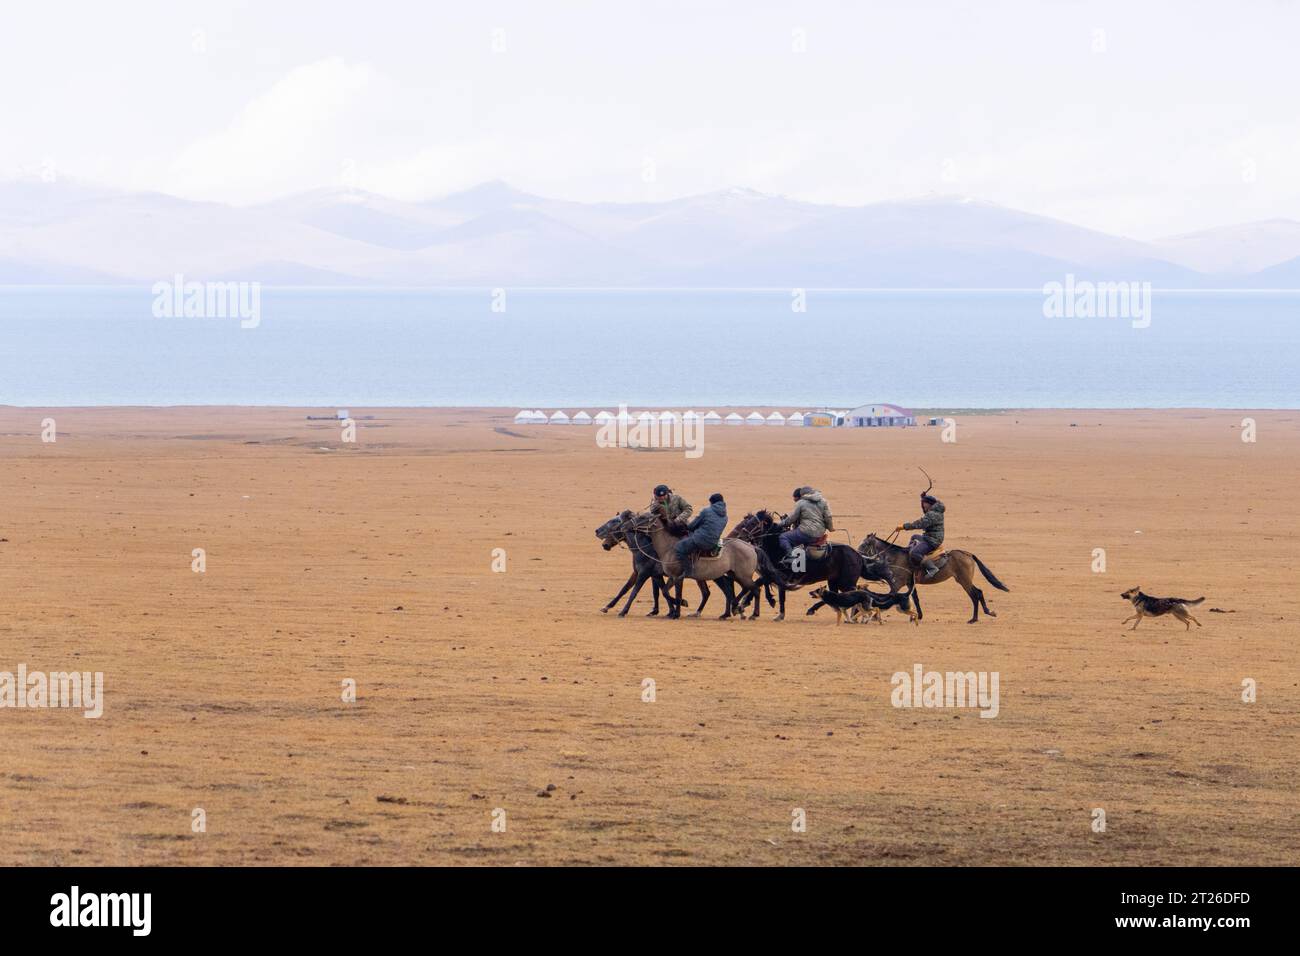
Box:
[2, 179, 1299, 288]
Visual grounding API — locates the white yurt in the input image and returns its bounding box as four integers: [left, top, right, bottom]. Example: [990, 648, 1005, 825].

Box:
[658, 410, 679, 427]
[593, 410, 615, 425]
[766, 411, 786, 426]
[636, 411, 655, 428]
[745, 412, 765, 426]
[725, 412, 744, 426]
[703, 411, 723, 425]
[571, 411, 593, 425]
[681, 410, 701, 424]
[513, 409, 533, 424]
[787, 412, 805, 427]
[548, 410, 571, 425]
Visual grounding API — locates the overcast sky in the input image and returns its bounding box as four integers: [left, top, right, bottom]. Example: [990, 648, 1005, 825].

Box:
[2, 0, 1297, 238]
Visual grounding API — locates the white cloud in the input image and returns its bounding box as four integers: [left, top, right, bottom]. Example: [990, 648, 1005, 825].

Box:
[164, 57, 376, 203]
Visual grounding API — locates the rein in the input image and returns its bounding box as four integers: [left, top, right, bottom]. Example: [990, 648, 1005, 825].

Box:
[622, 515, 682, 570]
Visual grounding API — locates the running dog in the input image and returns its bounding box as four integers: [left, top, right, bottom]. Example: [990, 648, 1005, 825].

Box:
[809, 587, 918, 625]
[1119, 587, 1205, 631]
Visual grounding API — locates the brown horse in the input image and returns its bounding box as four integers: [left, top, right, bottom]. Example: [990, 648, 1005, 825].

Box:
[857, 533, 1009, 623]
[627, 511, 761, 620]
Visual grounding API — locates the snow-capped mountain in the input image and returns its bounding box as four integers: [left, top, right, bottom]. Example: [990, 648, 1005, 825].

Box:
[1, 178, 1297, 288]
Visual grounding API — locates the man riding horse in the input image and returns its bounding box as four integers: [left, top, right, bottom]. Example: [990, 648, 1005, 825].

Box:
[675, 492, 727, 575]
[650, 484, 692, 529]
[777, 486, 833, 565]
[897, 490, 944, 580]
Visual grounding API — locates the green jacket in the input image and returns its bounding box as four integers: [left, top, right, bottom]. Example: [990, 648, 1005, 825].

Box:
[903, 500, 945, 546]
[652, 492, 693, 524]
[780, 490, 832, 537]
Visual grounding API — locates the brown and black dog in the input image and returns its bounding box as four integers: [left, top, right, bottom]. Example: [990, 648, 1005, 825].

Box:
[809, 586, 918, 625]
[1120, 587, 1205, 631]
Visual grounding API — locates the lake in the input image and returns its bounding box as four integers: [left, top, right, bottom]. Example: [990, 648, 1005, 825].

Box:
[0, 288, 1295, 407]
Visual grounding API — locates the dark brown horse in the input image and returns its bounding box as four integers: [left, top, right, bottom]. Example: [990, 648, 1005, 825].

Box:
[730, 510, 885, 621]
[857, 533, 1009, 623]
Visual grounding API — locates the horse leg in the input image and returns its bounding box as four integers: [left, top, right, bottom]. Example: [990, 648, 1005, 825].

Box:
[774, 585, 785, 622]
[619, 569, 652, 617]
[647, 575, 661, 616]
[952, 567, 980, 624]
[742, 575, 759, 619]
[733, 571, 758, 613]
[667, 577, 683, 619]
[738, 574, 759, 613]
[604, 569, 637, 612]
[718, 576, 736, 620]
[955, 565, 987, 624]
[692, 579, 710, 617]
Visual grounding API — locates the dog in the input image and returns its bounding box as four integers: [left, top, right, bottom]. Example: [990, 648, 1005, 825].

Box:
[809, 586, 918, 625]
[1119, 587, 1205, 631]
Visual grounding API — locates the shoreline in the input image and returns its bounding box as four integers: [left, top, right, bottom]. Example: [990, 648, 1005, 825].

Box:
[2, 404, 1295, 413]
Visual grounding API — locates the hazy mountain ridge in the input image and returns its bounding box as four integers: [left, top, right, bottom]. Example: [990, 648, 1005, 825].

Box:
[1, 179, 1297, 288]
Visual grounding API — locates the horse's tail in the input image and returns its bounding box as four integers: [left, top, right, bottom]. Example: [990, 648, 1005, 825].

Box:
[756, 549, 781, 580]
[970, 553, 1010, 592]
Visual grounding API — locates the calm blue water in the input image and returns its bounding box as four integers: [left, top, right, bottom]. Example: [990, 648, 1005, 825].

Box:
[0, 288, 1296, 407]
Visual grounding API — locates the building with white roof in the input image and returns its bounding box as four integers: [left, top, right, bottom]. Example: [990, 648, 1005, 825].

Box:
[845, 403, 915, 427]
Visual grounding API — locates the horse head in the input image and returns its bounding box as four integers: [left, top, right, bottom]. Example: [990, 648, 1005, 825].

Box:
[727, 511, 764, 542]
[858, 533, 883, 556]
[596, 510, 635, 550]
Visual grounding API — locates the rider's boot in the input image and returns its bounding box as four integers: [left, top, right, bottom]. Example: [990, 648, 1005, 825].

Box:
[921, 558, 940, 580]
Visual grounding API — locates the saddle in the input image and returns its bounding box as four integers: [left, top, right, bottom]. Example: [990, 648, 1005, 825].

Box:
[911, 543, 948, 574]
[805, 533, 830, 561]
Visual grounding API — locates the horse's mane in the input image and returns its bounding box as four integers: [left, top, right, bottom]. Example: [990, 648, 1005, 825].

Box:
[861, 533, 907, 556]
[633, 510, 685, 538]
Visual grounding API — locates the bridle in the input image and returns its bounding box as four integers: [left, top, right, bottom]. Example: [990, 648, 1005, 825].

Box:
[621, 514, 668, 565]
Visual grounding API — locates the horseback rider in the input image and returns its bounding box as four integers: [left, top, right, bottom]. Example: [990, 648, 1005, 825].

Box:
[777, 486, 833, 563]
[675, 492, 727, 575]
[650, 484, 693, 530]
[896, 492, 945, 580]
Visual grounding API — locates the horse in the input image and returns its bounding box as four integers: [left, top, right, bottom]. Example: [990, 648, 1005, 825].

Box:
[595, 510, 701, 617]
[729, 510, 884, 620]
[857, 532, 1009, 623]
[625, 511, 761, 620]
